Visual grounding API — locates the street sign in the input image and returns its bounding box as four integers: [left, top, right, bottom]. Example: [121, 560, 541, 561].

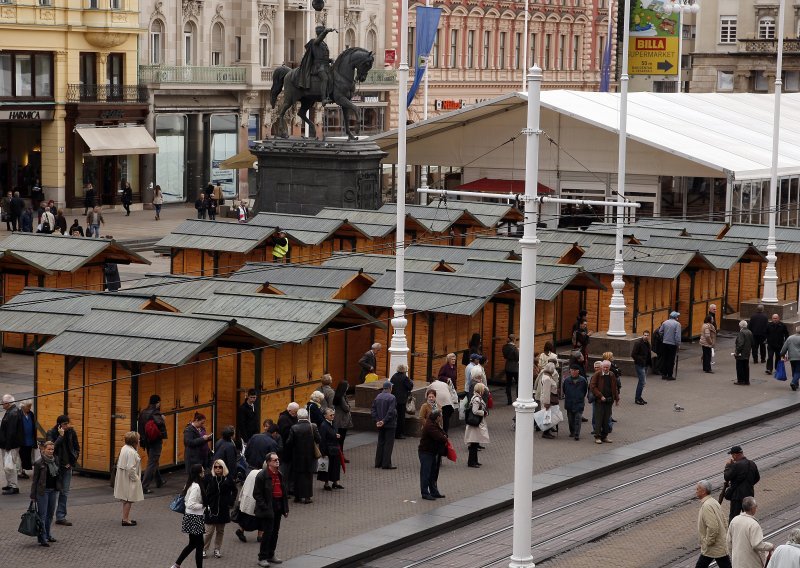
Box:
[628, 0, 679, 75]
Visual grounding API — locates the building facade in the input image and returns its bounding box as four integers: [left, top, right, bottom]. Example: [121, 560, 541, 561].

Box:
[0, 0, 149, 208]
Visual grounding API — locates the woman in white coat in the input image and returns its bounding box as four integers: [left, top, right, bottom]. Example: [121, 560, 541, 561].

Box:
[465, 382, 489, 468]
[114, 431, 144, 526]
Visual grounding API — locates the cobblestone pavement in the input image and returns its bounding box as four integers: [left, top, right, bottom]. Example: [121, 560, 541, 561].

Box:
[1, 333, 798, 566]
[540, 457, 800, 568]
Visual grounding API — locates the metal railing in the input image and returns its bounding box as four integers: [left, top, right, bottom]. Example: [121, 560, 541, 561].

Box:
[362, 69, 398, 85]
[139, 65, 247, 85]
[739, 38, 800, 53]
[66, 84, 148, 103]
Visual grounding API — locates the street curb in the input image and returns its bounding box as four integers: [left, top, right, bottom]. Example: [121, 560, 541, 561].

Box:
[281, 393, 800, 567]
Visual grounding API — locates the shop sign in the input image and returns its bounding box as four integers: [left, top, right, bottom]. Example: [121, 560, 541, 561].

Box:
[628, 0, 679, 75]
[435, 100, 462, 111]
[0, 109, 55, 121]
[385, 49, 397, 65]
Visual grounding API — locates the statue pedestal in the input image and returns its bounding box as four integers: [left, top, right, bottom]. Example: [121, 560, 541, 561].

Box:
[251, 138, 386, 215]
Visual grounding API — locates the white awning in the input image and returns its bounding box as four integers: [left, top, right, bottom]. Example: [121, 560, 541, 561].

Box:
[77, 126, 159, 156]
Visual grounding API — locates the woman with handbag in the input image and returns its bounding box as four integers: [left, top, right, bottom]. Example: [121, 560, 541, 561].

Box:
[171, 464, 207, 568]
[113, 431, 144, 527]
[30, 440, 62, 546]
[203, 460, 236, 559]
[418, 408, 448, 500]
[465, 383, 489, 468]
[317, 408, 343, 491]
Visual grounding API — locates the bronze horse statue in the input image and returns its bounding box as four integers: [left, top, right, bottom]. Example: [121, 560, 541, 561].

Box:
[270, 47, 374, 141]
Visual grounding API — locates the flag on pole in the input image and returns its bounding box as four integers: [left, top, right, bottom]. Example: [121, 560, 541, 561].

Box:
[599, 0, 614, 92]
[407, 6, 442, 107]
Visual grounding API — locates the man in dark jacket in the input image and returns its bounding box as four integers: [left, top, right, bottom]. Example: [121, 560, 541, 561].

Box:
[358, 343, 381, 383]
[195, 192, 207, 219]
[47, 415, 80, 524]
[723, 445, 760, 521]
[562, 364, 589, 441]
[748, 304, 769, 364]
[389, 364, 414, 439]
[138, 394, 168, 493]
[183, 412, 213, 473]
[765, 313, 790, 375]
[245, 420, 282, 470]
[253, 452, 289, 565]
[734, 320, 754, 385]
[589, 361, 619, 444]
[9, 190, 24, 231]
[276, 402, 299, 492]
[212, 425, 239, 480]
[371, 381, 398, 469]
[502, 335, 520, 405]
[284, 409, 320, 504]
[630, 330, 653, 405]
[1, 394, 24, 494]
[237, 389, 260, 444]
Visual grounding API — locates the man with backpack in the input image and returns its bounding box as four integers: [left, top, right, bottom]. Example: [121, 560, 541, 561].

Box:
[39, 206, 55, 234]
[138, 394, 168, 494]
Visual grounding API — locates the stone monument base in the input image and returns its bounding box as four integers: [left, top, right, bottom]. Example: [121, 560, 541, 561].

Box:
[560, 332, 642, 376]
[722, 299, 800, 332]
[351, 380, 452, 437]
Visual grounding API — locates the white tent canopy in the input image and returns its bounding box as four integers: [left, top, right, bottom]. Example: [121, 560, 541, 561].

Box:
[371, 91, 800, 181]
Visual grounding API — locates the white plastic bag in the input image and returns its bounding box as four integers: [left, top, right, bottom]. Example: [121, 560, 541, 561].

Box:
[533, 405, 563, 432]
[4, 451, 15, 470]
[458, 396, 467, 421]
[317, 456, 329, 473]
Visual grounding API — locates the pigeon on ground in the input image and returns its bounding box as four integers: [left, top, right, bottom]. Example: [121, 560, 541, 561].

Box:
[674, 403, 684, 412]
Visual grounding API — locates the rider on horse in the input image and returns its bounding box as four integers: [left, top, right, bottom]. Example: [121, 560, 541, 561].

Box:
[297, 25, 336, 104]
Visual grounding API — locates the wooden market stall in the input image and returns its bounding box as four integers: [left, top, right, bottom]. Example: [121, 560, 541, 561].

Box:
[229, 262, 376, 300]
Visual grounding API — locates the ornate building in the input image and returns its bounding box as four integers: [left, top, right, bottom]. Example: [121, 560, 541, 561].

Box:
[138, 0, 390, 202]
[0, 0, 148, 207]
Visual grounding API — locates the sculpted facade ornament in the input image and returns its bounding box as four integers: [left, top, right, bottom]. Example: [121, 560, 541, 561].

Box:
[111, 12, 128, 22]
[85, 32, 129, 48]
[39, 8, 55, 20]
[0, 6, 16, 20]
[151, 1, 164, 19]
[344, 10, 359, 28]
[182, 0, 202, 19]
[314, 9, 328, 26]
[258, 3, 277, 24]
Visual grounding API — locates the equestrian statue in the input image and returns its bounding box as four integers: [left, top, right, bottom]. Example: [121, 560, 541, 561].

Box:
[270, 26, 375, 141]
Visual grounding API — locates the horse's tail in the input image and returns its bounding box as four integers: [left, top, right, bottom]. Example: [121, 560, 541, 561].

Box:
[270, 66, 290, 107]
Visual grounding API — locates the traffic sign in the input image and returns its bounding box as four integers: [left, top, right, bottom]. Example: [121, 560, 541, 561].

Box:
[629, 36, 679, 75]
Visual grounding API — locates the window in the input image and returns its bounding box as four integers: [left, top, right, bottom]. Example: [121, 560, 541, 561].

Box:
[0, 53, 54, 99]
[572, 35, 580, 70]
[682, 25, 696, 39]
[150, 20, 163, 65]
[110, 0, 121, 8]
[259, 26, 270, 67]
[717, 70, 734, 91]
[211, 22, 224, 66]
[39, 0, 52, 5]
[0, 55, 10, 97]
[598, 34, 605, 68]
[753, 70, 768, 91]
[449, 29, 458, 68]
[14, 56, 32, 97]
[430, 30, 439, 68]
[499, 31, 506, 69]
[514, 32, 521, 69]
[346, 29, 356, 50]
[531, 33, 537, 68]
[235, 36, 242, 62]
[89, 0, 98, 7]
[785, 70, 800, 92]
[720, 16, 737, 44]
[544, 34, 551, 70]
[80, 52, 96, 86]
[558, 35, 565, 70]
[107, 53, 123, 100]
[184, 22, 195, 65]
[482, 31, 491, 69]
[408, 27, 414, 66]
[467, 30, 475, 68]
[367, 29, 378, 55]
[35, 53, 51, 96]
[759, 17, 776, 39]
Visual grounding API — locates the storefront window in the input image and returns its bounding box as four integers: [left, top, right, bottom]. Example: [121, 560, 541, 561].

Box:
[15, 55, 32, 97]
[156, 114, 187, 203]
[209, 114, 238, 199]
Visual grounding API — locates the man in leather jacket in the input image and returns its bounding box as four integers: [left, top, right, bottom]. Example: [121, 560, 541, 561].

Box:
[723, 445, 760, 522]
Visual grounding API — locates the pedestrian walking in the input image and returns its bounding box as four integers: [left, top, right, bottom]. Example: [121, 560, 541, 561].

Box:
[233, 468, 261, 543]
[726, 497, 773, 568]
[779, 325, 800, 391]
[372, 381, 398, 469]
[390, 364, 414, 439]
[631, 330, 653, 403]
[237, 389, 260, 445]
[30, 440, 62, 546]
[18, 400, 35, 479]
[734, 320, 754, 386]
[203, 459, 235, 559]
[39, 206, 55, 234]
[9, 190, 24, 231]
[171, 464, 207, 568]
[277, 402, 299, 493]
[465, 382, 489, 468]
[1, 393, 23, 495]
[700, 316, 717, 374]
[723, 445, 760, 522]
[748, 304, 768, 364]
[766, 528, 800, 567]
[83, 183, 95, 215]
[418, 408, 447, 500]
[658, 311, 682, 380]
[153, 185, 164, 220]
[357, 343, 381, 384]
[195, 192, 207, 219]
[694, 479, 732, 568]
[121, 180, 133, 216]
[138, 394, 168, 493]
[113, 431, 144, 526]
[319, 374, 335, 410]
[502, 335, 520, 405]
[332, 380, 353, 453]
[212, 426, 239, 480]
[284, 408, 320, 504]
[207, 193, 218, 221]
[572, 321, 592, 373]
[244, 420, 281, 471]
[183, 412, 213, 473]
[537, 363, 560, 441]
[765, 314, 789, 375]
[47, 415, 79, 526]
[318, 408, 343, 491]
[237, 200, 249, 223]
[589, 360, 619, 444]
[562, 363, 588, 441]
[437, 352, 458, 390]
[307, 390, 325, 426]
[86, 206, 104, 238]
[4, 191, 15, 230]
[253, 452, 289, 566]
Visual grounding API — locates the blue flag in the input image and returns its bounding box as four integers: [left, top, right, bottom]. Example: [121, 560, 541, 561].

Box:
[407, 6, 442, 108]
[599, 32, 613, 92]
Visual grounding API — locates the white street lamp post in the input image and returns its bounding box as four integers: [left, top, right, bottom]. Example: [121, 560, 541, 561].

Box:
[388, 0, 411, 374]
[607, 0, 632, 337]
[522, 0, 529, 90]
[763, 0, 785, 303]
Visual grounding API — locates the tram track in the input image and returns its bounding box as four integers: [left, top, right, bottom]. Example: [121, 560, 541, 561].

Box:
[359, 415, 800, 568]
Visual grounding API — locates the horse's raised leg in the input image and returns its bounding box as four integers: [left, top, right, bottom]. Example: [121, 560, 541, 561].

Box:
[299, 101, 317, 139]
[335, 95, 360, 141]
[275, 101, 291, 139]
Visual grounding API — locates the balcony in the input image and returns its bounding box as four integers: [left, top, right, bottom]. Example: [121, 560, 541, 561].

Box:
[139, 65, 247, 85]
[66, 84, 148, 103]
[362, 69, 398, 85]
[739, 38, 800, 53]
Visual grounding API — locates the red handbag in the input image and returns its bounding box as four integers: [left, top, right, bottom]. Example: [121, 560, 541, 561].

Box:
[487, 390, 494, 409]
[445, 439, 457, 462]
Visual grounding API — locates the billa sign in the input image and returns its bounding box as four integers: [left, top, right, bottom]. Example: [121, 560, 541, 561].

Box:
[628, 0, 679, 75]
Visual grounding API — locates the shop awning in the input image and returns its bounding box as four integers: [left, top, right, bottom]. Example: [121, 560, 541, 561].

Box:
[219, 149, 257, 170]
[77, 126, 159, 156]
